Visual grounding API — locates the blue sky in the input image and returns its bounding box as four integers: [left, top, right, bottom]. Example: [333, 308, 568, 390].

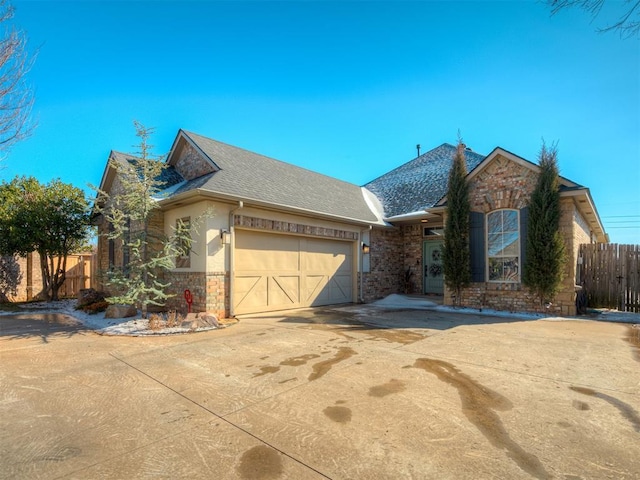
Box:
[3, 0, 639, 243]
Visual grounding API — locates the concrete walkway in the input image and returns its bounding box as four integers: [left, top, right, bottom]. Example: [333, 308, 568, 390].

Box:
[1, 306, 638, 479]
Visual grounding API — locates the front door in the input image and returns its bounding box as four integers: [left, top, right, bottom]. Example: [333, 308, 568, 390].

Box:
[423, 240, 444, 294]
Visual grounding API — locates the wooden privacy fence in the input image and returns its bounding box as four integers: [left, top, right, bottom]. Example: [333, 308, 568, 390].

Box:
[3, 252, 96, 302]
[578, 243, 640, 312]
[58, 253, 95, 298]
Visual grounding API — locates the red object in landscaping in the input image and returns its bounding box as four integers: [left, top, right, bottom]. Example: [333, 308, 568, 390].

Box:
[184, 289, 193, 313]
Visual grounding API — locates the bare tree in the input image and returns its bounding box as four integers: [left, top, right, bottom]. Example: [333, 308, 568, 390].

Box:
[547, 0, 640, 37]
[0, 0, 35, 156]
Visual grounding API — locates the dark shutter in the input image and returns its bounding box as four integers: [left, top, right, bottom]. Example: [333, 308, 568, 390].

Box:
[108, 239, 115, 268]
[469, 211, 485, 282]
[123, 219, 131, 274]
[108, 223, 115, 268]
[519, 206, 529, 278]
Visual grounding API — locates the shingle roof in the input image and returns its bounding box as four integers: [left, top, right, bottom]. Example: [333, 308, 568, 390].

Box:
[110, 151, 184, 191]
[364, 143, 486, 218]
[170, 131, 381, 224]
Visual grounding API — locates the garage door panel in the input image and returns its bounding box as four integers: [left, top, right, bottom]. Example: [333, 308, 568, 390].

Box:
[235, 234, 301, 272]
[305, 275, 328, 304]
[305, 239, 352, 273]
[234, 275, 267, 310]
[329, 275, 351, 303]
[305, 274, 352, 306]
[269, 276, 300, 306]
[304, 252, 350, 273]
[234, 231, 353, 314]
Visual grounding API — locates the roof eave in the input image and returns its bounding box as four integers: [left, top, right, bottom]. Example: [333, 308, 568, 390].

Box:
[467, 147, 580, 189]
[560, 188, 608, 242]
[157, 189, 388, 228]
[386, 207, 445, 224]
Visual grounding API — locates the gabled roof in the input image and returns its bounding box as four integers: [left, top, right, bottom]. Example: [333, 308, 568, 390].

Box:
[98, 150, 184, 194]
[464, 146, 582, 190]
[364, 143, 486, 218]
[460, 146, 606, 241]
[163, 130, 383, 225]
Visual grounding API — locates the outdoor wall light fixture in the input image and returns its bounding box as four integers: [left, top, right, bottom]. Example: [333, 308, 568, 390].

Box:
[362, 242, 370, 255]
[220, 229, 231, 245]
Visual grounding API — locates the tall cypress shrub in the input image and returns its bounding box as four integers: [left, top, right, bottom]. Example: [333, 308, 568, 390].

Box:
[523, 142, 566, 308]
[443, 141, 471, 305]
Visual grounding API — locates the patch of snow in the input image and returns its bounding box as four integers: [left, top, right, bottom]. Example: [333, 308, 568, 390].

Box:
[581, 308, 640, 325]
[361, 187, 389, 226]
[371, 294, 439, 309]
[362, 294, 640, 324]
[153, 179, 188, 200]
[366, 294, 545, 319]
[1, 299, 218, 336]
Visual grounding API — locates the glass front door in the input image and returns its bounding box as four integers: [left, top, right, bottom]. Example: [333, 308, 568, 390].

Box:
[423, 240, 444, 294]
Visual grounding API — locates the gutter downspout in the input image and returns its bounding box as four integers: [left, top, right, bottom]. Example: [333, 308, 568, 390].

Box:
[359, 225, 372, 303]
[228, 201, 243, 317]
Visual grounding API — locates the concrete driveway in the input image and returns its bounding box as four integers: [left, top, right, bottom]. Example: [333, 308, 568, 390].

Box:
[1, 305, 638, 479]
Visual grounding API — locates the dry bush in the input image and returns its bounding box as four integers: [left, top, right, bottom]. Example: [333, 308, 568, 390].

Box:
[148, 313, 162, 331]
[166, 310, 183, 328]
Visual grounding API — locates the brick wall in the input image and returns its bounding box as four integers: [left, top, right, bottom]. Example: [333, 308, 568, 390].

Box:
[442, 154, 583, 316]
[469, 154, 537, 212]
[94, 173, 167, 297]
[402, 224, 423, 294]
[361, 227, 403, 302]
[573, 207, 593, 286]
[165, 271, 206, 314]
[1, 254, 29, 301]
[205, 272, 229, 318]
[164, 272, 228, 319]
[174, 143, 216, 181]
[2, 252, 91, 302]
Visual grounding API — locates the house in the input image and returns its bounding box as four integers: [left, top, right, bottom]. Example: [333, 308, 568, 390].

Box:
[95, 130, 607, 318]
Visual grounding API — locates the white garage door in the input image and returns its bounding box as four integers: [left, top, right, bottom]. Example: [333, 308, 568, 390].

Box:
[233, 230, 354, 314]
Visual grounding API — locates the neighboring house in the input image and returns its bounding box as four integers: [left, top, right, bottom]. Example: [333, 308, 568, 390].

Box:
[95, 130, 607, 318]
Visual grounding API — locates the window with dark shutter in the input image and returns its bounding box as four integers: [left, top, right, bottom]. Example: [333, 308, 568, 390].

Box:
[487, 209, 520, 282]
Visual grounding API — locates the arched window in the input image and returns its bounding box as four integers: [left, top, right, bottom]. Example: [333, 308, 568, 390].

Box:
[486, 209, 520, 282]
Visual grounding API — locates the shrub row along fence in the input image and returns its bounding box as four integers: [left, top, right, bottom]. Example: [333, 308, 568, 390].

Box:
[578, 243, 640, 312]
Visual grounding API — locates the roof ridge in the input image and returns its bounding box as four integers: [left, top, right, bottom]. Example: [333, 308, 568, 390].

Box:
[182, 130, 363, 188]
[110, 149, 140, 158]
[363, 143, 460, 187]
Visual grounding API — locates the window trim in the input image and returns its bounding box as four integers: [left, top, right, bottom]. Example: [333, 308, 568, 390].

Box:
[486, 209, 520, 283]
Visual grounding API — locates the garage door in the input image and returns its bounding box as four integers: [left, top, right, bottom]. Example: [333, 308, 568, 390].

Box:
[233, 230, 354, 314]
